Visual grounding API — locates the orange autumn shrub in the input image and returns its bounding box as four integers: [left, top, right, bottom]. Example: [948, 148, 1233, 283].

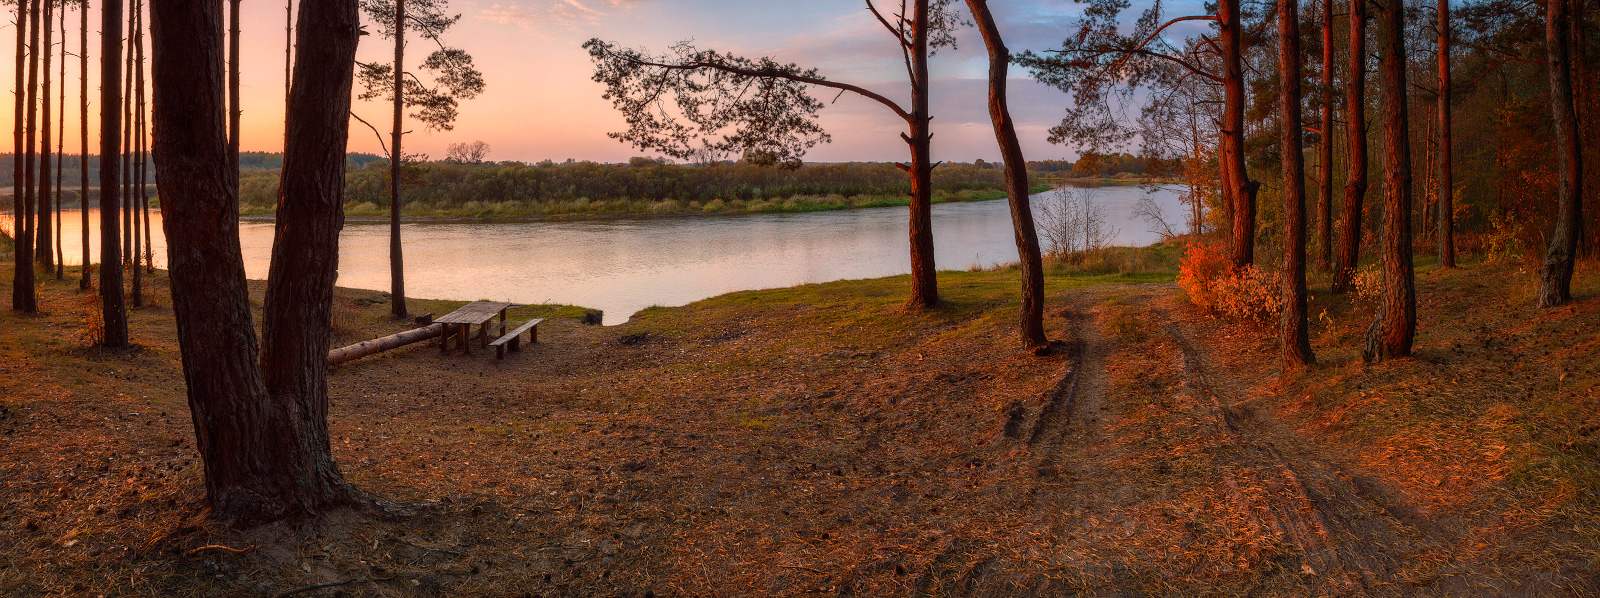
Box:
[1178, 241, 1282, 323]
[1176, 241, 1231, 310]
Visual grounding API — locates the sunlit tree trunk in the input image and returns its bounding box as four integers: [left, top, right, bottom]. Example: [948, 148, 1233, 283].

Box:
[965, 0, 1046, 350]
[151, 0, 364, 525]
[1220, 0, 1259, 269]
[905, 0, 937, 309]
[1317, 0, 1334, 273]
[1333, 0, 1367, 295]
[1539, 0, 1583, 306]
[389, 0, 408, 318]
[100, 0, 128, 346]
[137, 0, 151, 274]
[1364, 0, 1414, 362]
[1280, 0, 1314, 369]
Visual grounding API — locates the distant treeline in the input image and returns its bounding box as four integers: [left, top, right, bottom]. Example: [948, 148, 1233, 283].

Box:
[0, 151, 385, 186]
[239, 159, 1049, 215]
[1029, 152, 1181, 178]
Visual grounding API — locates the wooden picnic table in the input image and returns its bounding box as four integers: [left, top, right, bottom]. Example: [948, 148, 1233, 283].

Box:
[435, 301, 513, 354]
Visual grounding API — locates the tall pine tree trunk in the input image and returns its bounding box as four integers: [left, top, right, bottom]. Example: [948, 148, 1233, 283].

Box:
[1317, 0, 1334, 273]
[12, 0, 29, 311]
[37, 0, 53, 274]
[137, 0, 151, 273]
[1539, 0, 1583, 306]
[54, 0, 64, 279]
[965, 0, 1046, 350]
[1281, 0, 1314, 369]
[1364, 0, 1415, 362]
[389, 0, 408, 318]
[151, 0, 364, 525]
[1436, 0, 1454, 268]
[905, 0, 937, 309]
[121, 0, 133, 269]
[130, 0, 142, 306]
[1333, 0, 1367, 295]
[79, 0, 90, 291]
[1220, 0, 1259, 269]
[100, 0, 128, 346]
[19, 0, 40, 312]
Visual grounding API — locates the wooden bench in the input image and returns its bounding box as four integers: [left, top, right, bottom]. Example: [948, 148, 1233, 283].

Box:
[488, 318, 543, 359]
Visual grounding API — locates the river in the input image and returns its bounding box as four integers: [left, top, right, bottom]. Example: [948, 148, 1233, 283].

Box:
[5, 183, 1185, 324]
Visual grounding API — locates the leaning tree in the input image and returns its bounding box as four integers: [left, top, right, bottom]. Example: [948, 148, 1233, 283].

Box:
[355, 0, 484, 319]
[964, 0, 1047, 351]
[584, 0, 968, 309]
[151, 0, 369, 523]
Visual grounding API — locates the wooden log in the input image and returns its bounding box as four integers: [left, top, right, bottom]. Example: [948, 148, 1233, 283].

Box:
[328, 323, 443, 365]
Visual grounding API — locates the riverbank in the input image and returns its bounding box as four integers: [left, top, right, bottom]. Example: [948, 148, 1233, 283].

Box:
[1, 252, 1594, 596]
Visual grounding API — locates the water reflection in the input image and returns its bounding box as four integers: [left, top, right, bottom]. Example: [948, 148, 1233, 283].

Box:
[3, 183, 1184, 324]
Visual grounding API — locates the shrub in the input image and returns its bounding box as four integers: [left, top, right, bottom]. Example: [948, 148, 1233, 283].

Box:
[1177, 241, 1281, 322]
[1176, 241, 1232, 310]
[1211, 265, 1282, 322]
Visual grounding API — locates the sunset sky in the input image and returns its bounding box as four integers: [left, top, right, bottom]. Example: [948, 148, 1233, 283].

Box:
[3, 0, 1212, 165]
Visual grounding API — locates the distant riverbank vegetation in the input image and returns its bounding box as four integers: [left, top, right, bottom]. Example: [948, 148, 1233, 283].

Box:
[229, 152, 1176, 219]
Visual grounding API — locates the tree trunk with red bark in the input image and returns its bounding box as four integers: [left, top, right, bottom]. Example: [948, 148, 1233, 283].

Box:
[965, 0, 1046, 350]
[1333, 0, 1367, 295]
[1539, 0, 1583, 306]
[1317, 0, 1334, 273]
[1436, 0, 1455, 268]
[905, 0, 938, 309]
[1281, 0, 1315, 369]
[1364, 0, 1415, 362]
[1220, 0, 1259, 269]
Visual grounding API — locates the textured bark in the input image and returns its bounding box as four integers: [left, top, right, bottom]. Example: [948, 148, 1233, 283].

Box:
[1333, 0, 1367, 295]
[1220, 0, 1259, 269]
[904, 0, 938, 309]
[36, 0, 52, 273]
[80, 0, 91, 290]
[12, 0, 28, 310]
[1317, 0, 1334, 273]
[260, 0, 365, 516]
[1364, 0, 1415, 362]
[100, 0, 127, 346]
[389, 0, 408, 318]
[965, 0, 1046, 350]
[1539, 0, 1583, 307]
[1280, 0, 1315, 369]
[151, 0, 363, 524]
[1436, 0, 1454, 268]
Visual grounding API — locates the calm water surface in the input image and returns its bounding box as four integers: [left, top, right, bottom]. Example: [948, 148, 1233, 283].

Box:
[9, 184, 1183, 324]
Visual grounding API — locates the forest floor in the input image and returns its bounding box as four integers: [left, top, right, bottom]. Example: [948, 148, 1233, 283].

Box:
[0, 248, 1597, 597]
